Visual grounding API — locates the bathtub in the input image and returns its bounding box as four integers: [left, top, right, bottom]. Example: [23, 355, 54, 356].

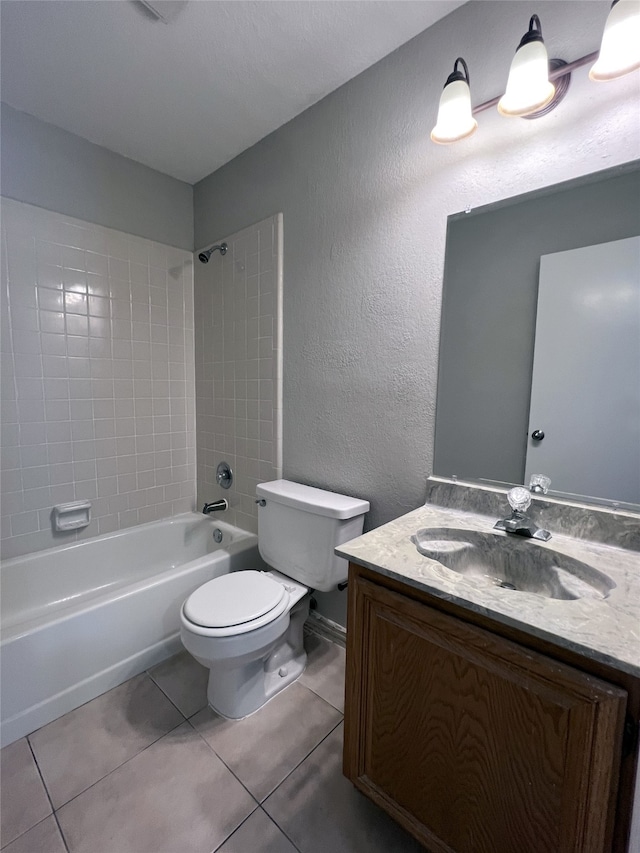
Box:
[0, 513, 263, 747]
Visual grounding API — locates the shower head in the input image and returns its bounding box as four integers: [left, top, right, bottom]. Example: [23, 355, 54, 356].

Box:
[198, 242, 227, 263]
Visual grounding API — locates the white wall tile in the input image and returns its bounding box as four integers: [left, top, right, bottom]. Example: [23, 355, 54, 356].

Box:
[195, 214, 282, 534]
[1, 198, 196, 558]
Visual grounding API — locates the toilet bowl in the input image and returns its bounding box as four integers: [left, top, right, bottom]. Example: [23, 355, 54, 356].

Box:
[180, 569, 309, 719]
[180, 479, 369, 719]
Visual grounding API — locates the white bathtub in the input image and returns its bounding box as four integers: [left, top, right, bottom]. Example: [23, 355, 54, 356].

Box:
[0, 513, 263, 746]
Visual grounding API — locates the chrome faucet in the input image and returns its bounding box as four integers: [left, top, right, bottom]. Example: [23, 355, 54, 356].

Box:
[202, 498, 228, 514]
[494, 479, 551, 541]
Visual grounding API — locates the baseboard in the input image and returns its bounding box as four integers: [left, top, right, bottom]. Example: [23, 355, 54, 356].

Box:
[304, 611, 346, 648]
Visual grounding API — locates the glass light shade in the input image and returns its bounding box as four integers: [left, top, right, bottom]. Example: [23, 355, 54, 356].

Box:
[590, 0, 640, 81]
[498, 39, 555, 116]
[430, 79, 477, 144]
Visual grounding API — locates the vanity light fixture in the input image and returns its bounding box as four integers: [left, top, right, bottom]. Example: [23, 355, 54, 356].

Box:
[497, 15, 556, 117]
[589, 0, 640, 81]
[430, 58, 478, 144]
[431, 5, 639, 144]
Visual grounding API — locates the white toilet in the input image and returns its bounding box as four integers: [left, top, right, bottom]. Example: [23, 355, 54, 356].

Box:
[180, 479, 369, 719]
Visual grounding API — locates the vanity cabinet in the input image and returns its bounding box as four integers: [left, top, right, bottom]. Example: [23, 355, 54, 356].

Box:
[344, 563, 636, 853]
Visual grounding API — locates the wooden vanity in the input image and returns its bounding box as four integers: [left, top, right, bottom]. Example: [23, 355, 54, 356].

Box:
[339, 494, 640, 853]
[344, 562, 639, 852]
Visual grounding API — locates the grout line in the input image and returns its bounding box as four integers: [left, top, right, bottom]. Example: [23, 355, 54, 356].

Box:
[258, 713, 344, 806]
[259, 806, 305, 853]
[209, 804, 261, 853]
[297, 679, 345, 714]
[260, 795, 302, 853]
[0, 814, 70, 853]
[12, 656, 343, 851]
[35, 710, 187, 815]
[26, 736, 56, 815]
[188, 712, 333, 853]
[53, 811, 71, 853]
[183, 690, 343, 807]
[259, 720, 344, 852]
[185, 717, 260, 806]
[145, 665, 193, 721]
[51, 719, 187, 814]
[22, 738, 71, 853]
[261, 806, 305, 853]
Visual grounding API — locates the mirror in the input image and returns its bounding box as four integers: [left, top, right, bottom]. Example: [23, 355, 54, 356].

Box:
[433, 161, 640, 508]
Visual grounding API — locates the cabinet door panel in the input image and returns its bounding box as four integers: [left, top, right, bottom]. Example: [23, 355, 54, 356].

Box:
[346, 577, 627, 853]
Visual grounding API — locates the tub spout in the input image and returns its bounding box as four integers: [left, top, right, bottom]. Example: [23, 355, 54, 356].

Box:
[202, 499, 228, 514]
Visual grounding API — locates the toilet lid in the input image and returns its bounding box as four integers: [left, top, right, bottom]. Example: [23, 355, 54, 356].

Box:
[183, 571, 286, 629]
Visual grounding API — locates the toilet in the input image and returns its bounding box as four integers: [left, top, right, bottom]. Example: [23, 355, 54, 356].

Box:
[180, 479, 369, 719]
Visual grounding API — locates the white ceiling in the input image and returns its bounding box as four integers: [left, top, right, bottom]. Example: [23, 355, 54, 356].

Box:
[0, 0, 465, 185]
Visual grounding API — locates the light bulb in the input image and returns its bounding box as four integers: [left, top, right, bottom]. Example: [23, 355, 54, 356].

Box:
[590, 0, 640, 81]
[498, 15, 555, 117]
[430, 58, 477, 145]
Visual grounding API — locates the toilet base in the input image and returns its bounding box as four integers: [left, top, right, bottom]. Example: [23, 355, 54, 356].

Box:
[207, 648, 306, 720]
[205, 596, 309, 719]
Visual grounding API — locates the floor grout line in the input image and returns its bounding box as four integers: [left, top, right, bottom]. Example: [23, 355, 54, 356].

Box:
[52, 811, 71, 853]
[184, 716, 261, 807]
[25, 736, 57, 817]
[259, 714, 344, 807]
[44, 715, 187, 816]
[261, 807, 306, 853]
[209, 804, 260, 853]
[182, 685, 344, 809]
[144, 666, 196, 720]
[5, 645, 347, 853]
[257, 806, 304, 853]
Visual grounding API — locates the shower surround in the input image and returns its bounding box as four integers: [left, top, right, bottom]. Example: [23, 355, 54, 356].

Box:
[195, 214, 283, 534]
[1, 198, 196, 559]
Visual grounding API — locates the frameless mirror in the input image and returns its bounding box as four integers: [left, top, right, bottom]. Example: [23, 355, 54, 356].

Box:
[433, 161, 640, 508]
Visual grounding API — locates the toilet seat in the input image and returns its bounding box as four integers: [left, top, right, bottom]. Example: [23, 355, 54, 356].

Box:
[182, 571, 290, 637]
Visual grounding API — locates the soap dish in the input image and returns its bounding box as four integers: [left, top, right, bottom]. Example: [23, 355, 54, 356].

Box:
[52, 501, 92, 532]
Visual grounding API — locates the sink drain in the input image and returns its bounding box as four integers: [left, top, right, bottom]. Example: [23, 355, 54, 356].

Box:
[498, 581, 517, 590]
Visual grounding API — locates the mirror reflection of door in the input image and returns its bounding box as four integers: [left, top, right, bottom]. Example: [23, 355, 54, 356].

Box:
[525, 237, 640, 504]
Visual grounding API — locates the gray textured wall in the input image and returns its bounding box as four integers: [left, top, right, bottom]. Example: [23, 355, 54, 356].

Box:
[194, 1, 639, 624]
[1, 104, 193, 250]
[435, 164, 640, 487]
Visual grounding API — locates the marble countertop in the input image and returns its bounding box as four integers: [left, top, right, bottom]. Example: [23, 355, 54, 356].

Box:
[336, 504, 640, 678]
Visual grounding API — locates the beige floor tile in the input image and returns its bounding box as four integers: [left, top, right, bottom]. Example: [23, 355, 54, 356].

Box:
[191, 682, 342, 802]
[299, 635, 346, 712]
[216, 808, 297, 853]
[0, 738, 51, 848]
[1, 815, 66, 853]
[264, 724, 424, 853]
[148, 650, 209, 717]
[29, 672, 184, 808]
[57, 722, 257, 853]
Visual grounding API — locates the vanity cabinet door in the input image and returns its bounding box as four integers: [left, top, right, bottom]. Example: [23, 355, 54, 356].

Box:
[344, 575, 627, 853]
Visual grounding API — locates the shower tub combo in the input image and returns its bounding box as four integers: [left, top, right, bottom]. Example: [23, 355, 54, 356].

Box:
[0, 513, 262, 746]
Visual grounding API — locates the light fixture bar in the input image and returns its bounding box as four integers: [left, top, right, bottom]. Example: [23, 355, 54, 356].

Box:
[471, 50, 599, 115]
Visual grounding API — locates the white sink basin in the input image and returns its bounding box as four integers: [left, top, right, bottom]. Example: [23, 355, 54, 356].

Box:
[411, 528, 615, 600]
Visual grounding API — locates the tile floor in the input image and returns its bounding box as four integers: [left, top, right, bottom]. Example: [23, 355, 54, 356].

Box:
[1, 635, 423, 853]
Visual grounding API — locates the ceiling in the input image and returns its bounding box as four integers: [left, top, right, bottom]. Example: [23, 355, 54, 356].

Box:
[0, 0, 465, 185]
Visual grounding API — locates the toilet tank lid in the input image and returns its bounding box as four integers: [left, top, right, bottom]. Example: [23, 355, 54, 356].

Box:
[256, 480, 369, 519]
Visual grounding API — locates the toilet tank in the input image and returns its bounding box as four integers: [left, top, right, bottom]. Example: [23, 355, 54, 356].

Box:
[256, 480, 369, 592]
